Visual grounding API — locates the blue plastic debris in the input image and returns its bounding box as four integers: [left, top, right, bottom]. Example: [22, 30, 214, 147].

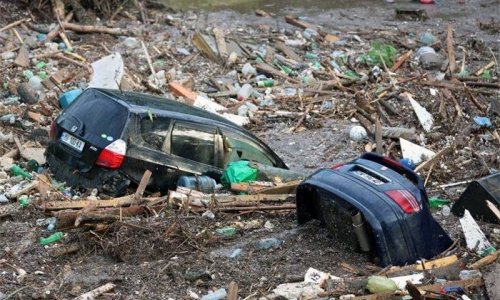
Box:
[473, 116, 492, 128]
[400, 158, 416, 170]
[36, 33, 46, 42]
[59, 89, 82, 109]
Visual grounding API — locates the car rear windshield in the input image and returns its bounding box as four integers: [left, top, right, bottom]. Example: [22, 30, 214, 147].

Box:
[67, 92, 128, 138]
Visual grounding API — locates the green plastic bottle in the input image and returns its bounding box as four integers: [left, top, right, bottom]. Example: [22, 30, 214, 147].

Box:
[10, 164, 32, 180]
[215, 227, 236, 237]
[19, 195, 29, 207]
[257, 79, 274, 87]
[39, 232, 63, 245]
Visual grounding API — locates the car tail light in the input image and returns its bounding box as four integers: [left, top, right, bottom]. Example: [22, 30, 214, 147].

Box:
[49, 120, 56, 140]
[385, 189, 420, 214]
[96, 139, 127, 169]
[331, 163, 344, 170]
[381, 156, 404, 170]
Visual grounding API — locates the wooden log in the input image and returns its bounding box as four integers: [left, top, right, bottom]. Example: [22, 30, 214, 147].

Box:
[75, 212, 121, 227]
[60, 22, 129, 35]
[469, 250, 500, 269]
[46, 12, 74, 42]
[53, 205, 147, 228]
[41, 195, 159, 210]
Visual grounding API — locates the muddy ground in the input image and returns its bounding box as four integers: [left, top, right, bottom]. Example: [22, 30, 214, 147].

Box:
[0, 0, 499, 299]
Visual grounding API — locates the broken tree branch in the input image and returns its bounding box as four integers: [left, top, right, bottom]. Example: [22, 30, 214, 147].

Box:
[60, 22, 130, 35]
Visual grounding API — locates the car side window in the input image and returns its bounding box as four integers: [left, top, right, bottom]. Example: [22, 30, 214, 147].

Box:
[171, 122, 216, 166]
[222, 130, 274, 166]
[140, 117, 171, 151]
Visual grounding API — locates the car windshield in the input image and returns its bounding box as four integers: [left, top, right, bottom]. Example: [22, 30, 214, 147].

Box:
[67, 91, 128, 138]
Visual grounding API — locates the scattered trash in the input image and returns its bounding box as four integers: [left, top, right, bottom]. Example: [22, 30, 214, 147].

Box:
[399, 138, 436, 165]
[349, 125, 368, 141]
[366, 276, 398, 294]
[39, 232, 63, 245]
[459, 210, 496, 256]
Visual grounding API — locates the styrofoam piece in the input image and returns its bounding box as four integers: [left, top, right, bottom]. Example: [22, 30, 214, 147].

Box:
[88, 52, 124, 90]
[404, 92, 433, 132]
[460, 209, 496, 255]
[400, 138, 436, 165]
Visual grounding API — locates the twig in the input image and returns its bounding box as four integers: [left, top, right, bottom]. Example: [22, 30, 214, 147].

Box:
[141, 40, 158, 86]
[446, 24, 456, 74]
[390, 50, 412, 72]
[60, 22, 129, 35]
[0, 18, 31, 33]
[424, 162, 435, 188]
[4, 286, 29, 300]
[11, 28, 23, 44]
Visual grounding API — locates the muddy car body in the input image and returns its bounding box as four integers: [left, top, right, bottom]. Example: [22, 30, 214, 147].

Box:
[296, 153, 453, 267]
[46, 88, 287, 195]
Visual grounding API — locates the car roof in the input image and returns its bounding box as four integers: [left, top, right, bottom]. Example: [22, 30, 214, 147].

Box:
[91, 88, 240, 128]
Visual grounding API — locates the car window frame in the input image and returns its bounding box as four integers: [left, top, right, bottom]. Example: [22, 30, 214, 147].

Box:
[166, 120, 223, 168]
[219, 126, 278, 167]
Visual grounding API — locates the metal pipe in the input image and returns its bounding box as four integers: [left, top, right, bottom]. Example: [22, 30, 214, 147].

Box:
[351, 210, 372, 252]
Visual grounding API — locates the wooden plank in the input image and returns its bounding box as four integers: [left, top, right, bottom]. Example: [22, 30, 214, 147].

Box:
[285, 15, 318, 30]
[255, 63, 301, 84]
[213, 27, 227, 59]
[215, 193, 295, 203]
[469, 250, 500, 269]
[134, 170, 152, 201]
[486, 200, 500, 221]
[230, 182, 273, 193]
[227, 281, 238, 300]
[257, 180, 301, 195]
[416, 255, 458, 270]
[275, 41, 302, 62]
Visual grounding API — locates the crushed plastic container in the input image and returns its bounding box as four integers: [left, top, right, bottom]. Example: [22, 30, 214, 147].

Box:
[59, 89, 83, 109]
[39, 232, 63, 245]
[177, 175, 217, 194]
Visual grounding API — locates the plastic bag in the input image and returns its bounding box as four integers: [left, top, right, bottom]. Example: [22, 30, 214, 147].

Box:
[221, 160, 258, 187]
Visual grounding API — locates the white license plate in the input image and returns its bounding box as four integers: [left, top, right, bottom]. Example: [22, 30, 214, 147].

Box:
[60, 132, 85, 152]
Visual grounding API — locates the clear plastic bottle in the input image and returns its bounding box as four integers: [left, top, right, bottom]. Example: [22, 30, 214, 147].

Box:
[237, 84, 253, 101]
[201, 288, 227, 300]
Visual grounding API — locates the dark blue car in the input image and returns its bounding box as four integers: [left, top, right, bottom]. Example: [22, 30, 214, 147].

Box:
[296, 153, 453, 267]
